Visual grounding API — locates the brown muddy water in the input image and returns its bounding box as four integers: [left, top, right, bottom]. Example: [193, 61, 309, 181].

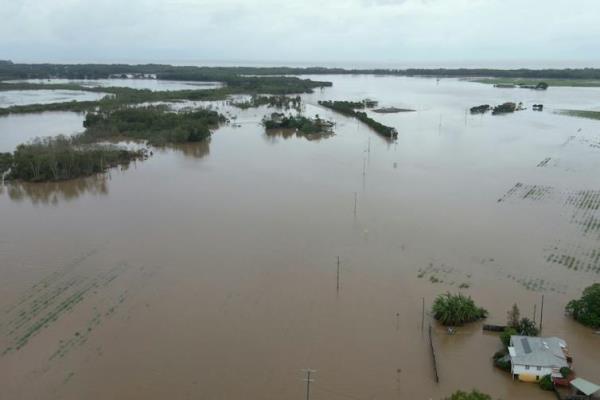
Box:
[1, 76, 599, 400]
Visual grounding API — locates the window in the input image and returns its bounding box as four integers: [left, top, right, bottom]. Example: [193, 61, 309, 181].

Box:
[525, 365, 530, 370]
[537, 366, 542, 371]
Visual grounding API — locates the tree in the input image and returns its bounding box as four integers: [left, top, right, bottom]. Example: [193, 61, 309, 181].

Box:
[445, 390, 492, 400]
[517, 317, 539, 336]
[507, 304, 520, 328]
[500, 327, 517, 347]
[539, 375, 554, 391]
[566, 283, 600, 328]
[432, 293, 488, 326]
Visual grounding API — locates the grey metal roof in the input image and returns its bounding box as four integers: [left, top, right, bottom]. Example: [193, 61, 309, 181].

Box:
[571, 378, 600, 396]
[508, 336, 568, 368]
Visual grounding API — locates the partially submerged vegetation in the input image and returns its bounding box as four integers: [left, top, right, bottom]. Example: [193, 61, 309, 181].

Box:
[372, 107, 415, 113]
[3, 136, 147, 182]
[566, 283, 600, 329]
[0, 66, 332, 117]
[470, 104, 491, 114]
[262, 113, 334, 137]
[556, 109, 600, 121]
[444, 390, 491, 400]
[1, 105, 226, 182]
[82, 106, 225, 146]
[318, 100, 398, 139]
[473, 78, 600, 88]
[230, 95, 301, 110]
[432, 293, 488, 326]
[0, 152, 13, 176]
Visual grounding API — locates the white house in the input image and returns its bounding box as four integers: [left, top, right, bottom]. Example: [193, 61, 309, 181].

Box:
[508, 335, 570, 382]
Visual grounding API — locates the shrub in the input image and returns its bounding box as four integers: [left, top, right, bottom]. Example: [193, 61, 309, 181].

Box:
[500, 327, 518, 347]
[560, 367, 571, 378]
[539, 375, 554, 391]
[432, 293, 488, 326]
[494, 357, 511, 372]
[566, 284, 600, 329]
[445, 390, 492, 400]
[0, 152, 13, 175]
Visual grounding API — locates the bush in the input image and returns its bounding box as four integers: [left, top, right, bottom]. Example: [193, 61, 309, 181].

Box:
[0, 152, 13, 175]
[560, 367, 571, 378]
[445, 390, 492, 400]
[539, 375, 554, 391]
[517, 318, 539, 336]
[500, 327, 518, 347]
[494, 357, 511, 372]
[566, 284, 600, 328]
[432, 293, 488, 326]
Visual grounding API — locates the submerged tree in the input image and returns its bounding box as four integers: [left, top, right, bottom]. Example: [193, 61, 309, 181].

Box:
[432, 293, 488, 326]
[444, 390, 492, 400]
[566, 283, 600, 328]
[507, 303, 520, 328]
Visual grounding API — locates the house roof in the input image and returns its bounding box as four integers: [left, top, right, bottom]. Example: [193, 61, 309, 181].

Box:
[571, 378, 600, 396]
[508, 336, 568, 368]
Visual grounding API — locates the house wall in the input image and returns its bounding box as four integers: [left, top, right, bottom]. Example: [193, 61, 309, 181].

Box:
[513, 364, 554, 381]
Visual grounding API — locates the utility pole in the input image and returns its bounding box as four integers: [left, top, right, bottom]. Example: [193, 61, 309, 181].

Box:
[539, 295, 544, 334]
[533, 303, 537, 324]
[336, 256, 340, 292]
[302, 369, 316, 400]
[421, 297, 425, 334]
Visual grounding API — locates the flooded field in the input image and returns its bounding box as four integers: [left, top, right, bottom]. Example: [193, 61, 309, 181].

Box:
[6, 78, 223, 91]
[0, 90, 107, 107]
[0, 75, 599, 400]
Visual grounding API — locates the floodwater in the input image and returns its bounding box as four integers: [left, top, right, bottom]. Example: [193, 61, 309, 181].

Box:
[1, 76, 599, 400]
[0, 90, 108, 107]
[6, 78, 223, 91]
[0, 112, 85, 152]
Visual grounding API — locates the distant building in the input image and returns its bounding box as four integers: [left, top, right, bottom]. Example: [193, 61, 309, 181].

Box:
[508, 335, 570, 382]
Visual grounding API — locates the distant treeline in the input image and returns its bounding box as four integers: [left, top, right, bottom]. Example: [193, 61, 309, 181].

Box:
[318, 100, 397, 139]
[0, 63, 331, 94]
[3, 62, 600, 81]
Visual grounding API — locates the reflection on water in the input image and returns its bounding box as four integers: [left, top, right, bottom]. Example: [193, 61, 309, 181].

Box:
[264, 128, 335, 142]
[166, 140, 211, 159]
[1, 174, 108, 205]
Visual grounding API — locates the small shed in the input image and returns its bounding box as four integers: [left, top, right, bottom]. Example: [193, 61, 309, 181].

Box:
[570, 378, 600, 399]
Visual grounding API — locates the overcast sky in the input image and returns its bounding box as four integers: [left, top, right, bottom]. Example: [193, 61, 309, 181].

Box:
[2, 0, 599, 67]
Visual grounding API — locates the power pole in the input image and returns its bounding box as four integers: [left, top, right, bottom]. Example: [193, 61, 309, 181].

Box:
[421, 297, 425, 334]
[336, 256, 340, 292]
[539, 295, 544, 334]
[302, 369, 316, 400]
